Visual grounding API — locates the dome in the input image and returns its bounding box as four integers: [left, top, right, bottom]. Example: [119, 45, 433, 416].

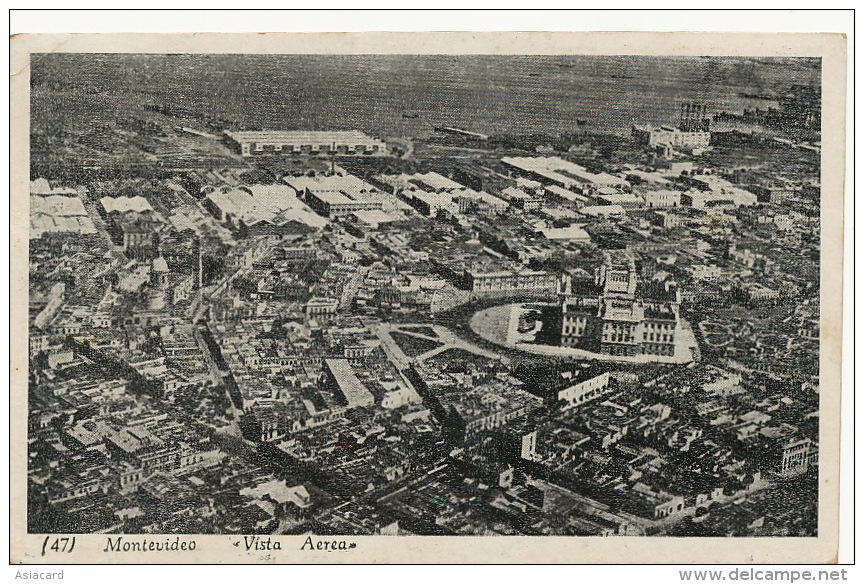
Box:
[151, 256, 169, 273]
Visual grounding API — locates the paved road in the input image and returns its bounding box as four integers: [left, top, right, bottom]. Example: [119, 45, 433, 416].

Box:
[195, 323, 243, 435]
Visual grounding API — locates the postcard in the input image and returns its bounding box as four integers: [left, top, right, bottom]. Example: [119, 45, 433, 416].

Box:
[10, 30, 846, 564]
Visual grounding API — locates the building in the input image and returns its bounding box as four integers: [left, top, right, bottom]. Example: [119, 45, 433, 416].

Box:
[306, 190, 384, 218]
[168, 273, 195, 305]
[648, 210, 682, 230]
[409, 189, 455, 216]
[558, 372, 611, 409]
[98, 195, 163, 256]
[747, 425, 813, 477]
[379, 171, 505, 216]
[351, 210, 403, 229]
[285, 175, 384, 218]
[501, 156, 629, 195]
[642, 190, 681, 208]
[622, 482, 687, 521]
[501, 186, 543, 211]
[204, 186, 326, 230]
[105, 424, 222, 492]
[306, 297, 339, 316]
[560, 252, 681, 357]
[33, 283, 65, 331]
[679, 175, 759, 210]
[746, 184, 794, 204]
[380, 386, 420, 410]
[99, 196, 154, 215]
[625, 169, 675, 189]
[595, 191, 644, 208]
[632, 105, 712, 153]
[30, 193, 97, 238]
[446, 386, 542, 438]
[323, 358, 375, 409]
[631, 125, 711, 152]
[687, 264, 723, 282]
[681, 189, 758, 211]
[224, 130, 387, 157]
[464, 269, 558, 300]
[538, 225, 591, 243]
[544, 184, 591, 207]
[738, 282, 781, 305]
[118, 216, 161, 260]
[579, 205, 626, 218]
[147, 253, 169, 311]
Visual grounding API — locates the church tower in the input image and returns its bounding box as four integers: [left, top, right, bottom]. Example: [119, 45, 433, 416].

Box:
[148, 239, 169, 311]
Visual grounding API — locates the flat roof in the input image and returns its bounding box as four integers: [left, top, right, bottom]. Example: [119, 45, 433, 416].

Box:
[285, 174, 378, 195]
[502, 156, 629, 187]
[352, 209, 400, 225]
[502, 186, 541, 200]
[580, 204, 626, 215]
[31, 195, 88, 217]
[545, 184, 590, 203]
[206, 187, 326, 228]
[412, 172, 465, 192]
[226, 130, 383, 144]
[325, 358, 374, 408]
[541, 225, 591, 241]
[310, 190, 356, 205]
[597, 193, 644, 203]
[100, 196, 154, 214]
[30, 179, 77, 196]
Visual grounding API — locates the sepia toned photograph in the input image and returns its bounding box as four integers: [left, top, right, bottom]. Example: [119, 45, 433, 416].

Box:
[9, 29, 846, 564]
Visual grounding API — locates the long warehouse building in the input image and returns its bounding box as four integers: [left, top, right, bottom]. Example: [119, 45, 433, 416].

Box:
[224, 130, 387, 157]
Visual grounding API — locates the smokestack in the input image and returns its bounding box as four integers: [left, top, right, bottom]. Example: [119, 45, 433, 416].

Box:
[197, 236, 203, 291]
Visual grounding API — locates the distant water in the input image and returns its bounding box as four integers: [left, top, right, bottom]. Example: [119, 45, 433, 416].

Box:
[32, 54, 820, 138]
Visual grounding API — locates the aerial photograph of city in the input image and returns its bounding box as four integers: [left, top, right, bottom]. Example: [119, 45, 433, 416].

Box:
[26, 52, 822, 539]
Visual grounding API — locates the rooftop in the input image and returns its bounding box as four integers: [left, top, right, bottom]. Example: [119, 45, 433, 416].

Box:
[100, 196, 154, 214]
[503, 156, 629, 188]
[540, 225, 591, 241]
[225, 130, 384, 145]
[325, 358, 374, 408]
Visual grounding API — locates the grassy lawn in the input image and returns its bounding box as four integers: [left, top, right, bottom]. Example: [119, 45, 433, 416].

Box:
[390, 331, 444, 357]
[397, 325, 439, 338]
[424, 348, 497, 373]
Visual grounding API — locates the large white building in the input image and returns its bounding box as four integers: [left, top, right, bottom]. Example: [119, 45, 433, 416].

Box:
[465, 269, 558, 299]
[681, 186, 758, 211]
[224, 130, 387, 157]
[30, 193, 97, 238]
[632, 124, 711, 152]
[501, 156, 629, 194]
[642, 190, 682, 208]
[560, 253, 682, 358]
[284, 175, 385, 217]
[204, 186, 326, 228]
[379, 172, 506, 216]
[323, 358, 374, 409]
[558, 372, 611, 409]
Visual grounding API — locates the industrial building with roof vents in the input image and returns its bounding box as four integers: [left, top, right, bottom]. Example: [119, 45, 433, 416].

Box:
[501, 156, 630, 195]
[30, 184, 97, 238]
[224, 130, 387, 157]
